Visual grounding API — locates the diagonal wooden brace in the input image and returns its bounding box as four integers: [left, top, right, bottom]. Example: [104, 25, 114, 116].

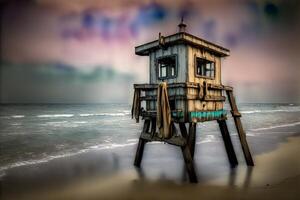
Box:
[226, 90, 254, 166]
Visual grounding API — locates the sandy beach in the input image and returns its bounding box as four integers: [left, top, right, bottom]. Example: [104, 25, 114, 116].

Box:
[1, 134, 299, 200]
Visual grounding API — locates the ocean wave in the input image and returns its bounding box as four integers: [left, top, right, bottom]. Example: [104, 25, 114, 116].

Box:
[79, 113, 130, 117]
[196, 135, 217, 144]
[43, 121, 81, 128]
[11, 115, 25, 118]
[79, 114, 94, 117]
[73, 121, 88, 124]
[11, 123, 22, 126]
[0, 115, 25, 119]
[127, 138, 138, 142]
[46, 121, 68, 124]
[0, 141, 138, 177]
[37, 114, 74, 118]
[3, 111, 131, 119]
[251, 121, 300, 131]
[240, 109, 300, 114]
[87, 142, 137, 150]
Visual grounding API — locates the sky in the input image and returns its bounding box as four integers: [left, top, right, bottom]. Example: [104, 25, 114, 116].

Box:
[0, 0, 300, 103]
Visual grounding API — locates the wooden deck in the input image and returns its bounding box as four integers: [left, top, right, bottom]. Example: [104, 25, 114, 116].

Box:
[134, 82, 233, 91]
[134, 82, 232, 123]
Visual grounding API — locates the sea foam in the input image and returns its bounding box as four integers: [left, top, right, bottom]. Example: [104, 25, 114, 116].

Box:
[0, 141, 138, 177]
[37, 114, 74, 118]
[241, 108, 300, 114]
[251, 121, 300, 131]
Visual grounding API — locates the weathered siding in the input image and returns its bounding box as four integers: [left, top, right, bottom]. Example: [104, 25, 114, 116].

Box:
[147, 44, 188, 112]
[146, 44, 224, 122]
[149, 44, 187, 83]
[187, 46, 221, 84]
[187, 46, 223, 113]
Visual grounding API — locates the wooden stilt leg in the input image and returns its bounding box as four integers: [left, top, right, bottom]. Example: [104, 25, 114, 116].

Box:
[234, 117, 254, 166]
[188, 123, 196, 159]
[179, 122, 198, 183]
[179, 123, 196, 159]
[179, 123, 188, 138]
[150, 117, 156, 138]
[181, 145, 198, 183]
[226, 90, 254, 166]
[134, 138, 146, 167]
[217, 119, 238, 167]
[134, 120, 151, 167]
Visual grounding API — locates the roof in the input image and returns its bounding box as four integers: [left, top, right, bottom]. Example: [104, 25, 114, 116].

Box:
[135, 32, 230, 57]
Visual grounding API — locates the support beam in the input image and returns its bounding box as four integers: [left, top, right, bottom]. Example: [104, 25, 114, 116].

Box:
[134, 120, 151, 167]
[181, 145, 198, 183]
[226, 90, 254, 166]
[140, 132, 186, 146]
[179, 123, 188, 138]
[179, 123, 196, 159]
[179, 122, 198, 182]
[134, 138, 146, 167]
[217, 119, 238, 167]
[150, 117, 156, 138]
[188, 123, 196, 158]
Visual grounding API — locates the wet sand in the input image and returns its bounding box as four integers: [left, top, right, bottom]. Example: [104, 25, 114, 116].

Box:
[1, 136, 300, 200]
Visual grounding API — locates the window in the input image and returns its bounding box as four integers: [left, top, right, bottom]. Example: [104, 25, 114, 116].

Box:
[157, 56, 176, 79]
[195, 57, 215, 79]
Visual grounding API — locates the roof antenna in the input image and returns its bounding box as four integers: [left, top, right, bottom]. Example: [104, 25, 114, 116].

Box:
[178, 15, 187, 33]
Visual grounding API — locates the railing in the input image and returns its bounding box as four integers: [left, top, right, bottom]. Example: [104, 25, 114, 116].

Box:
[132, 82, 233, 122]
[134, 82, 232, 102]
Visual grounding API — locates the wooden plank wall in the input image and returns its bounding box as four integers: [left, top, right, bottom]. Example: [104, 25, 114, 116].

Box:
[145, 44, 224, 121]
[187, 46, 223, 112]
[147, 44, 188, 111]
[149, 44, 187, 83]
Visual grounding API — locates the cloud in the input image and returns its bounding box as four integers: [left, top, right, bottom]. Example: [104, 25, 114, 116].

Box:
[0, 61, 134, 103]
[1, 0, 300, 103]
[60, 2, 169, 41]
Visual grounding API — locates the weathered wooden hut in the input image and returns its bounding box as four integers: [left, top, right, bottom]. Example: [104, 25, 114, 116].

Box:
[132, 19, 254, 183]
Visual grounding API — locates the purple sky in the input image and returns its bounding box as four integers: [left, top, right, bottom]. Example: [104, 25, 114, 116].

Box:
[1, 0, 300, 103]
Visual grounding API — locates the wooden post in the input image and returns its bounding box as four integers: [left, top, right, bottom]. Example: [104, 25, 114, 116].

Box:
[179, 122, 198, 182]
[179, 123, 188, 138]
[217, 119, 238, 167]
[134, 138, 146, 167]
[134, 119, 151, 167]
[179, 123, 196, 159]
[181, 145, 198, 183]
[150, 117, 156, 138]
[226, 90, 254, 166]
[188, 123, 196, 159]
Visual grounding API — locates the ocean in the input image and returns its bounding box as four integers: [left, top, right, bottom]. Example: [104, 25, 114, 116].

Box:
[1, 103, 300, 177]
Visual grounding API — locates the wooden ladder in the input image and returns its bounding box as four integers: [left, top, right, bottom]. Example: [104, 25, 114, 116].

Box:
[133, 88, 254, 183]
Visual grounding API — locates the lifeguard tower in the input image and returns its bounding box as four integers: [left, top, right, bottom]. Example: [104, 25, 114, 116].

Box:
[131, 19, 254, 183]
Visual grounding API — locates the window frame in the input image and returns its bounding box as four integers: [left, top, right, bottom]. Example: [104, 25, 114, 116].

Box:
[194, 56, 216, 80]
[156, 55, 178, 80]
